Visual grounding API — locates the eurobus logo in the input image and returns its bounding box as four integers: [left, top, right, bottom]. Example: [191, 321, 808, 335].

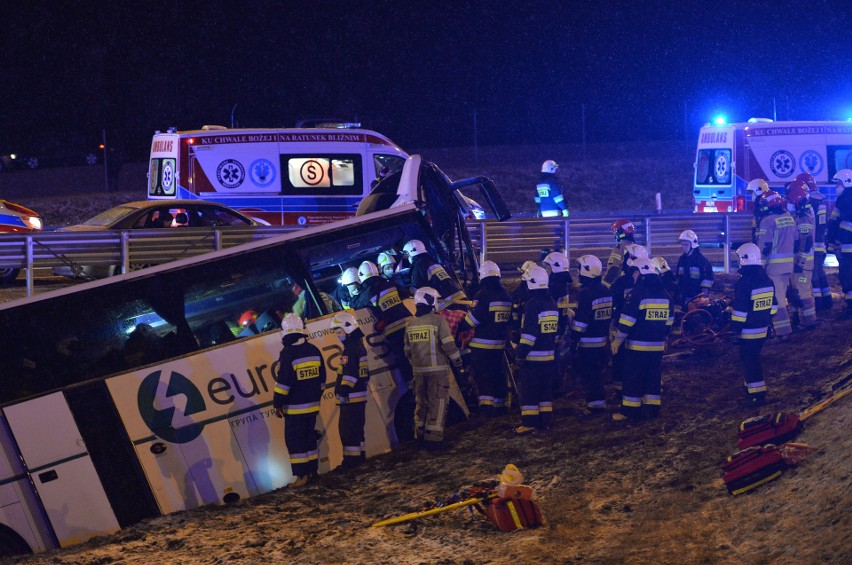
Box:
[137, 370, 207, 444]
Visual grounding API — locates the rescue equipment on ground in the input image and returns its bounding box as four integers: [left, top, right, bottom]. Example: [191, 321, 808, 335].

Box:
[669, 294, 733, 348]
[371, 464, 544, 531]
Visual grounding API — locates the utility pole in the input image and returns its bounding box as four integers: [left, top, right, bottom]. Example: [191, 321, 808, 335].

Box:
[473, 109, 478, 166]
[581, 103, 587, 163]
[102, 128, 109, 193]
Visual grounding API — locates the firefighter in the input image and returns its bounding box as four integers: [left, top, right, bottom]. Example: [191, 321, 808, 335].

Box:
[652, 257, 682, 316]
[746, 179, 771, 242]
[273, 313, 325, 487]
[730, 243, 778, 406]
[609, 244, 647, 396]
[403, 239, 469, 309]
[331, 267, 364, 310]
[329, 311, 369, 468]
[570, 255, 611, 413]
[357, 260, 415, 419]
[827, 169, 852, 318]
[404, 287, 464, 446]
[610, 258, 673, 421]
[542, 251, 574, 395]
[675, 229, 714, 308]
[514, 266, 559, 434]
[806, 175, 832, 310]
[756, 190, 797, 335]
[603, 219, 637, 288]
[511, 260, 538, 334]
[535, 160, 568, 218]
[460, 261, 512, 416]
[784, 178, 818, 329]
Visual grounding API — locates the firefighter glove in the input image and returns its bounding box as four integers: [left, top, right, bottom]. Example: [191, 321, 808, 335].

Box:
[610, 340, 622, 356]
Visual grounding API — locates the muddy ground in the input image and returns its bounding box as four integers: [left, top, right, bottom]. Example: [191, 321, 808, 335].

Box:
[8, 273, 851, 565]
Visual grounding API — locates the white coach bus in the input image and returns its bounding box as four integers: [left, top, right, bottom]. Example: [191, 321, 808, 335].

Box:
[0, 158, 509, 556]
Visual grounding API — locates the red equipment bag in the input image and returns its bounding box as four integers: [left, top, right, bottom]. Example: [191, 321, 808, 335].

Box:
[722, 445, 785, 495]
[484, 497, 544, 531]
[737, 412, 801, 450]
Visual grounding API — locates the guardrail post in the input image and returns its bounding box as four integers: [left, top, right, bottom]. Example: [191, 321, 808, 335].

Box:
[26, 235, 34, 297]
[724, 215, 731, 273]
[215, 230, 223, 251]
[644, 216, 652, 255]
[479, 221, 487, 265]
[121, 231, 130, 274]
[563, 218, 570, 264]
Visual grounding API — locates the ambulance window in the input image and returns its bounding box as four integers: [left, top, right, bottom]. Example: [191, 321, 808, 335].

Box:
[281, 154, 363, 196]
[695, 149, 731, 185]
[373, 154, 406, 181]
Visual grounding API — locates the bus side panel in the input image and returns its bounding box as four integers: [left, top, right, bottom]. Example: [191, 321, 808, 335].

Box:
[0, 417, 53, 554]
[190, 138, 282, 194]
[3, 393, 120, 548]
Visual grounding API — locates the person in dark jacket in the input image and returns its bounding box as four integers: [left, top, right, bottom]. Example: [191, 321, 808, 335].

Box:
[675, 229, 714, 308]
[460, 261, 512, 416]
[535, 160, 568, 218]
[609, 244, 647, 396]
[514, 266, 560, 434]
[328, 311, 370, 468]
[542, 251, 574, 395]
[827, 169, 852, 318]
[807, 178, 831, 310]
[602, 219, 637, 289]
[610, 258, 673, 421]
[570, 255, 612, 413]
[403, 239, 469, 309]
[730, 243, 778, 406]
[273, 313, 326, 487]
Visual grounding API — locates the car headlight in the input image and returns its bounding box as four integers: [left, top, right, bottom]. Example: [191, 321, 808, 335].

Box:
[24, 216, 43, 230]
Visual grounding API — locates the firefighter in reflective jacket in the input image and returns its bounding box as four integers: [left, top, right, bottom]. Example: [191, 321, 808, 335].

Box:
[404, 287, 464, 444]
[603, 219, 637, 288]
[785, 178, 818, 329]
[570, 255, 612, 413]
[610, 258, 673, 421]
[730, 243, 778, 406]
[460, 261, 512, 416]
[806, 176, 831, 310]
[675, 229, 714, 308]
[756, 191, 797, 335]
[609, 244, 647, 394]
[511, 260, 538, 336]
[827, 169, 852, 318]
[746, 179, 771, 242]
[514, 266, 559, 434]
[403, 239, 469, 309]
[535, 160, 568, 218]
[273, 314, 326, 487]
[329, 311, 370, 468]
[542, 251, 574, 395]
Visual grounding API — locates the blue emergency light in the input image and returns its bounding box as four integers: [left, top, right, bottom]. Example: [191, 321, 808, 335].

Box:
[713, 115, 727, 126]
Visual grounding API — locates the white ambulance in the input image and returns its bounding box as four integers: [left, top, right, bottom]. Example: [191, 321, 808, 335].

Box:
[693, 118, 852, 212]
[148, 124, 409, 225]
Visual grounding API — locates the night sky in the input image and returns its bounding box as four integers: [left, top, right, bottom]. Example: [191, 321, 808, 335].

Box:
[3, 0, 851, 159]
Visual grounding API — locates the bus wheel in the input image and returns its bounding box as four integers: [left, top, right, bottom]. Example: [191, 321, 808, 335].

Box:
[0, 525, 32, 557]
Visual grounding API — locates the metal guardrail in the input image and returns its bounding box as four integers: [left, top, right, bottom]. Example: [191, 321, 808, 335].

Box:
[0, 226, 302, 296]
[1, 214, 754, 297]
[466, 213, 753, 273]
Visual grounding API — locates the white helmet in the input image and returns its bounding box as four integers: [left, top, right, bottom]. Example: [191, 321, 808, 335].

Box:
[358, 260, 379, 281]
[377, 252, 396, 269]
[280, 313, 305, 336]
[625, 244, 649, 266]
[735, 243, 762, 267]
[413, 286, 441, 309]
[678, 229, 699, 249]
[518, 260, 538, 274]
[833, 169, 852, 196]
[651, 257, 671, 274]
[341, 267, 360, 295]
[403, 239, 427, 258]
[478, 260, 501, 280]
[523, 265, 549, 290]
[632, 258, 657, 276]
[576, 254, 602, 278]
[541, 159, 559, 174]
[746, 179, 770, 196]
[329, 311, 359, 334]
[542, 251, 569, 273]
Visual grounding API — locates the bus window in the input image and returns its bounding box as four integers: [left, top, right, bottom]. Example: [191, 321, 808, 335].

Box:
[282, 154, 363, 196]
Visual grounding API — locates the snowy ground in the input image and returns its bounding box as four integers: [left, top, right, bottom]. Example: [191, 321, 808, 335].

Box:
[9, 275, 851, 565]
